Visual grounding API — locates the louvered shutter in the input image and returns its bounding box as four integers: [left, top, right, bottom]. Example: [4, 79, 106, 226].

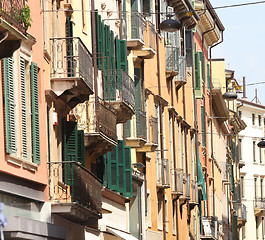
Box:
[201, 106, 206, 147]
[95, 11, 103, 69]
[124, 146, 132, 197]
[134, 68, 142, 110]
[194, 52, 200, 90]
[110, 30, 115, 70]
[63, 119, 78, 162]
[104, 25, 110, 73]
[199, 51, 203, 78]
[3, 57, 16, 154]
[125, 120, 131, 138]
[108, 146, 118, 191]
[118, 140, 125, 193]
[77, 130, 85, 167]
[31, 62, 40, 164]
[66, 16, 74, 77]
[116, 38, 128, 73]
[20, 57, 27, 159]
[185, 30, 193, 67]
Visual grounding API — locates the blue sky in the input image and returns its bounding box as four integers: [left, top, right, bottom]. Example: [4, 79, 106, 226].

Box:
[210, 0, 265, 104]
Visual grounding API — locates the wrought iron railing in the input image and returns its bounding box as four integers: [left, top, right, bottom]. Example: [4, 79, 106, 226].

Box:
[201, 216, 219, 239]
[157, 158, 170, 187]
[104, 69, 135, 110]
[176, 56, 186, 81]
[136, 109, 147, 140]
[129, 11, 145, 42]
[166, 46, 179, 72]
[254, 198, 265, 210]
[144, 21, 156, 50]
[149, 116, 158, 145]
[172, 168, 184, 194]
[0, 0, 26, 33]
[48, 161, 102, 216]
[234, 203, 247, 222]
[191, 180, 198, 203]
[50, 37, 93, 91]
[183, 173, 191, 198]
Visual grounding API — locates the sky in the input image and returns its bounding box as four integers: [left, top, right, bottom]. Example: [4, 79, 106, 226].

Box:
[210, 0, 265, 105]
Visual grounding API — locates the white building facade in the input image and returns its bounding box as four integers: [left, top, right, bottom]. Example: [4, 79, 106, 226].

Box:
[238, 98, 265, 240]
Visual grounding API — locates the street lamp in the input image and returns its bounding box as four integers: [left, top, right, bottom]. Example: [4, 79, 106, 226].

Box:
[257, 138, 265, 148]
[159, 16, 182, 32]
[223, 88, 237, 101]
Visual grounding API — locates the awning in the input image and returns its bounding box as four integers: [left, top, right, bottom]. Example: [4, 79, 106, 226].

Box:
[198, 154, 207, 200]
[106, 227, 138, 240]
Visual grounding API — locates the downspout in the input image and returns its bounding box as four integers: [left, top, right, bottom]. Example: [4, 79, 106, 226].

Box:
[201, 19, 216, 217]
[91, 0, 99, 130]
[155, 0, 166, 239]
[209, 30, 224, 217]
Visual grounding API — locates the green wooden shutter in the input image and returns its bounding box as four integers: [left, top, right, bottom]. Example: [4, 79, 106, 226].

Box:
[77, 130, 85, 167]
[207, 63, 210, 90]
[125, 120, 131, 138]
[110, 30, 115, 70]
[201, 106, 206, 147]
[116, 38, 128, 72]
[194, 52, 200, 89]
[118, 140, 125, 193]
[66, 16, 74, 77]
[63, 119, 78, 162]
[20, 57, 27, 159]
[3, 57, 16, 154]
[31, 62, 40, 164]
[108, 146, 118, 191]
[134, 68, 142, 110]
[95, 11, 103, 69]
[124, 146, 132, 197]
[199, 51, 203, 79]
[103, 155, 108, 187]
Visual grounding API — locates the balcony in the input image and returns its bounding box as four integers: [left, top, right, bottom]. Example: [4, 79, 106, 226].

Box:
[48, 161, 102, 225]
[127, 11, 145, 49]
[171, 168, 184, 196]
[104, 69, 135, 123]
[201, 216, 219, 240]
[132, 20, 156, 59]
[235, 203, 247, 227]
[157, 158, 170, 189]
[166, 46, 179, 80]
[190, 180, 199, 207]
[0, 0, 28, 59]
[254, 198, 265, 215]
[126, 109, 147, 149]
[180, 173, 191, 203]
[175, 56, 187, 90]
[47, 37, 93, 112]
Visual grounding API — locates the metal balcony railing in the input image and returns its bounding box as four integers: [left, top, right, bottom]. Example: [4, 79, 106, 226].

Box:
[130, 11, 145, 42]
[166, 46, 179, 72]
[104, 69, 135, 110]
[201, 216, 219, 239]
[172, 168, 184, 194]
[191, 180, 198, 203]
[234, 203, 247, 222]
[48, 161, 102, 216]
[157, 158, 170, 187]
[254, 198, 265, 210]
[183, 173, 191, 198]
[149, 116, 158, 145]
[0, 0, 26, 33]
[136, 109, 147, 140]
[144, 21, 156, 50]
[176, 56, 186, 81]
[50, 37, 93, 91]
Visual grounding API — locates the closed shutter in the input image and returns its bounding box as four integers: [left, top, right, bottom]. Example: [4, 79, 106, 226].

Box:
[199, 51, 203, 79]
[3, 57, 16, 154]
[104, 25, 110, 73]
[66, 16, 74, 77]
[31, 62, 40, 164]
[110, 30, 115, 70]
[116, 38, 128, 73]
[134, 68, 142, 110]
[63, 119, 78, 162]
[108, 146, 119, 191]
[77, 130, 85, 167]
[118, 140, 125, 193]
[20, 57, 27, 159]
[124, 146, 132, 197]
[95, 11, 103, 69]
[207, 63, 210, 90]
[185, 30, 193, 67]
[194, 52, 200, 89]
[201, 106, 206, 147]
[125, 120, 131, 138]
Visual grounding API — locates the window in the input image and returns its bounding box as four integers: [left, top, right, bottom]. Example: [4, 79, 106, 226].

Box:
[239, 139, 242, 160]
[172, 202, 176, 235]
[239, 110, 242, 119]
[241, 176, 244, 198]
[157, 194, 163, 230]
[254, 141, 257, 162]
[255, 178, 258, 200]
[259, 115, 262, 126]
[253, 114, 256, 125]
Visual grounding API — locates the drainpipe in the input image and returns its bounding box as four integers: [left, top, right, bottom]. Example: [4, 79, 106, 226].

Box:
[209, 30, 224, 217]
[91, 0, 99, 130]
[155, 0, 166, 239]
[201, 20, 216, 217]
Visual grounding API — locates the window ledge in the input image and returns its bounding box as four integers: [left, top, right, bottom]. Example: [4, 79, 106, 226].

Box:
[7, 155, 38, 172]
